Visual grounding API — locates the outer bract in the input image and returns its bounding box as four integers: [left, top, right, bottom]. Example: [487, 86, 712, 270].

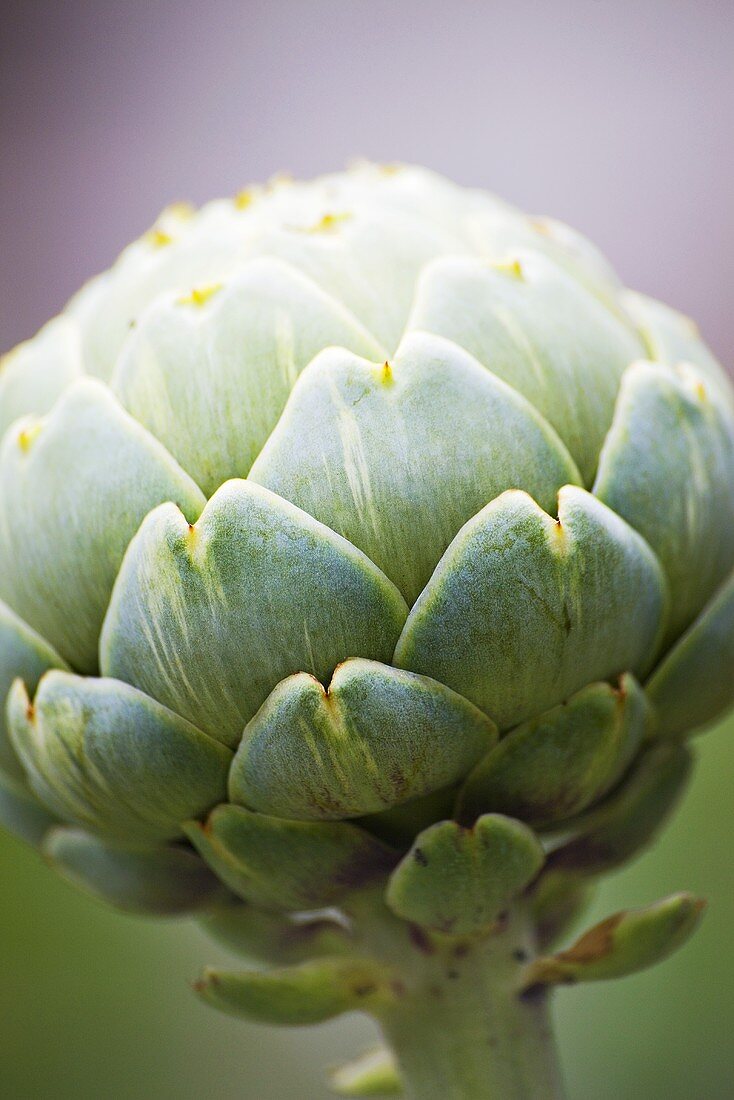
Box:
[1, 164, 731, 1100]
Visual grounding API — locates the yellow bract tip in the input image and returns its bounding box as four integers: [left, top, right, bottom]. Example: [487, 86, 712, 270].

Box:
[234, 188, 255, 210]
[267, 171, 294, 190]
[166, 201, 195, 221]
[304, 211, 353, 234]
[18, 422, 43, 453]
[491, 258, 524, 280]
[530, 217, 551, 237]
[146, 228, 173, 248]
[178, 284, 223, 308]
[551, 521, 568, 550]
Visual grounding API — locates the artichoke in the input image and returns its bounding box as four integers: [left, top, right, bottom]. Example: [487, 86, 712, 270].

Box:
[1, 164, 732, 1100]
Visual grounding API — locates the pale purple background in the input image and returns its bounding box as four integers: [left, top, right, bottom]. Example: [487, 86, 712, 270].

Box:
[1, 0, 732, 374]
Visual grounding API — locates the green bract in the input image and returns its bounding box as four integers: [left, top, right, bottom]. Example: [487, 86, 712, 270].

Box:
[1, 163, 731, 1100]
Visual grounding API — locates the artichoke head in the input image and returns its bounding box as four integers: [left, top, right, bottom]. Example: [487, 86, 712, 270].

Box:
[1, 163, 732, 941]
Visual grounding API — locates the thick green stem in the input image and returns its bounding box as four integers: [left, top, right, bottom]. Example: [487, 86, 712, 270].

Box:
[349, 894, 565, 1100]
[380, 955, 562, 1100]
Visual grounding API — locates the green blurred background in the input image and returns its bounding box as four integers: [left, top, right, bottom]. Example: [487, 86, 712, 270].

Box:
[2, 712, 732, 1099]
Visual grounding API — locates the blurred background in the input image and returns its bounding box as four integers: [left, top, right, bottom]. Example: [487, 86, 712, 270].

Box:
[1, 1, 732, 1097]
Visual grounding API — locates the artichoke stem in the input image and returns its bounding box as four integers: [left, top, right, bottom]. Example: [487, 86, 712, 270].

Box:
[353, 893, 565, 1100]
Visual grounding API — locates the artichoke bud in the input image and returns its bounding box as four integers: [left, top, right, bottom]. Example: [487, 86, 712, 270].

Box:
[521, 893, 706, 990]
[0, 164, 731, 974]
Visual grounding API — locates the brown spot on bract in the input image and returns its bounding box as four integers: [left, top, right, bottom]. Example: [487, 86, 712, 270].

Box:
[556, 912, 624, 964]
[493, 911, 510, 934]
[521, 980, 554, 1002]
[409, 924, 435, 955]
[331, 844, 397, 891]
[194, 972, 219, 993]
[352, 982, 377, 998]
[613, 676, 628, 701]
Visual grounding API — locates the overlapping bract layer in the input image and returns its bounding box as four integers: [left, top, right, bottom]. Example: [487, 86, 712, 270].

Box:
[0, 164, 732, 926]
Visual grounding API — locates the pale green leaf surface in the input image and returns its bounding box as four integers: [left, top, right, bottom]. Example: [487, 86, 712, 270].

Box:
[65, 201, 252, 380]
[319, 161, 517, 245]
[0, 600, 68, 781]
[530, 874, 595, 952]
[113, 258, 384, 496]
[0, 769, 57, 846]
[229, 658, 497, 820]
[457, 675, 648, 827]
[524, 893, 704, 987]
[201, 899, 353, 965]
[250, 333, 581, 605]
[195, 957, 395, 1025]
[100, 480, 408, 747]
[202, 902, 354, 963]
[545, 742, 692, 877]
[518, 215, 622, 290]
[395, 487, 668, 730]
[594, 361, 734, 638]
[406, 252, 644, 482]
[623, 290, 734, 409]
[646, 569, 734, 738]
[385, 813, 544, 935]
[356, 785, 459, 850]
[65, 165, 496, 379]
[0, 379, 206, 672]
[186, 803, 396, 909]
[44, 827, 226, 914]
[8, 673, 231, 841]
[466, 205, 623, 298]
[0, 315, 83, 440]
[240, 204, 466, 352]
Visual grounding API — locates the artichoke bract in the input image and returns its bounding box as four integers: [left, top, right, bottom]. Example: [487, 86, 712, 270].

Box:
[1, 164, 732, 1100]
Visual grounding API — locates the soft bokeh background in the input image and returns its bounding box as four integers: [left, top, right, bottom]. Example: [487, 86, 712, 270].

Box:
[1, 2, 732, 1097]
